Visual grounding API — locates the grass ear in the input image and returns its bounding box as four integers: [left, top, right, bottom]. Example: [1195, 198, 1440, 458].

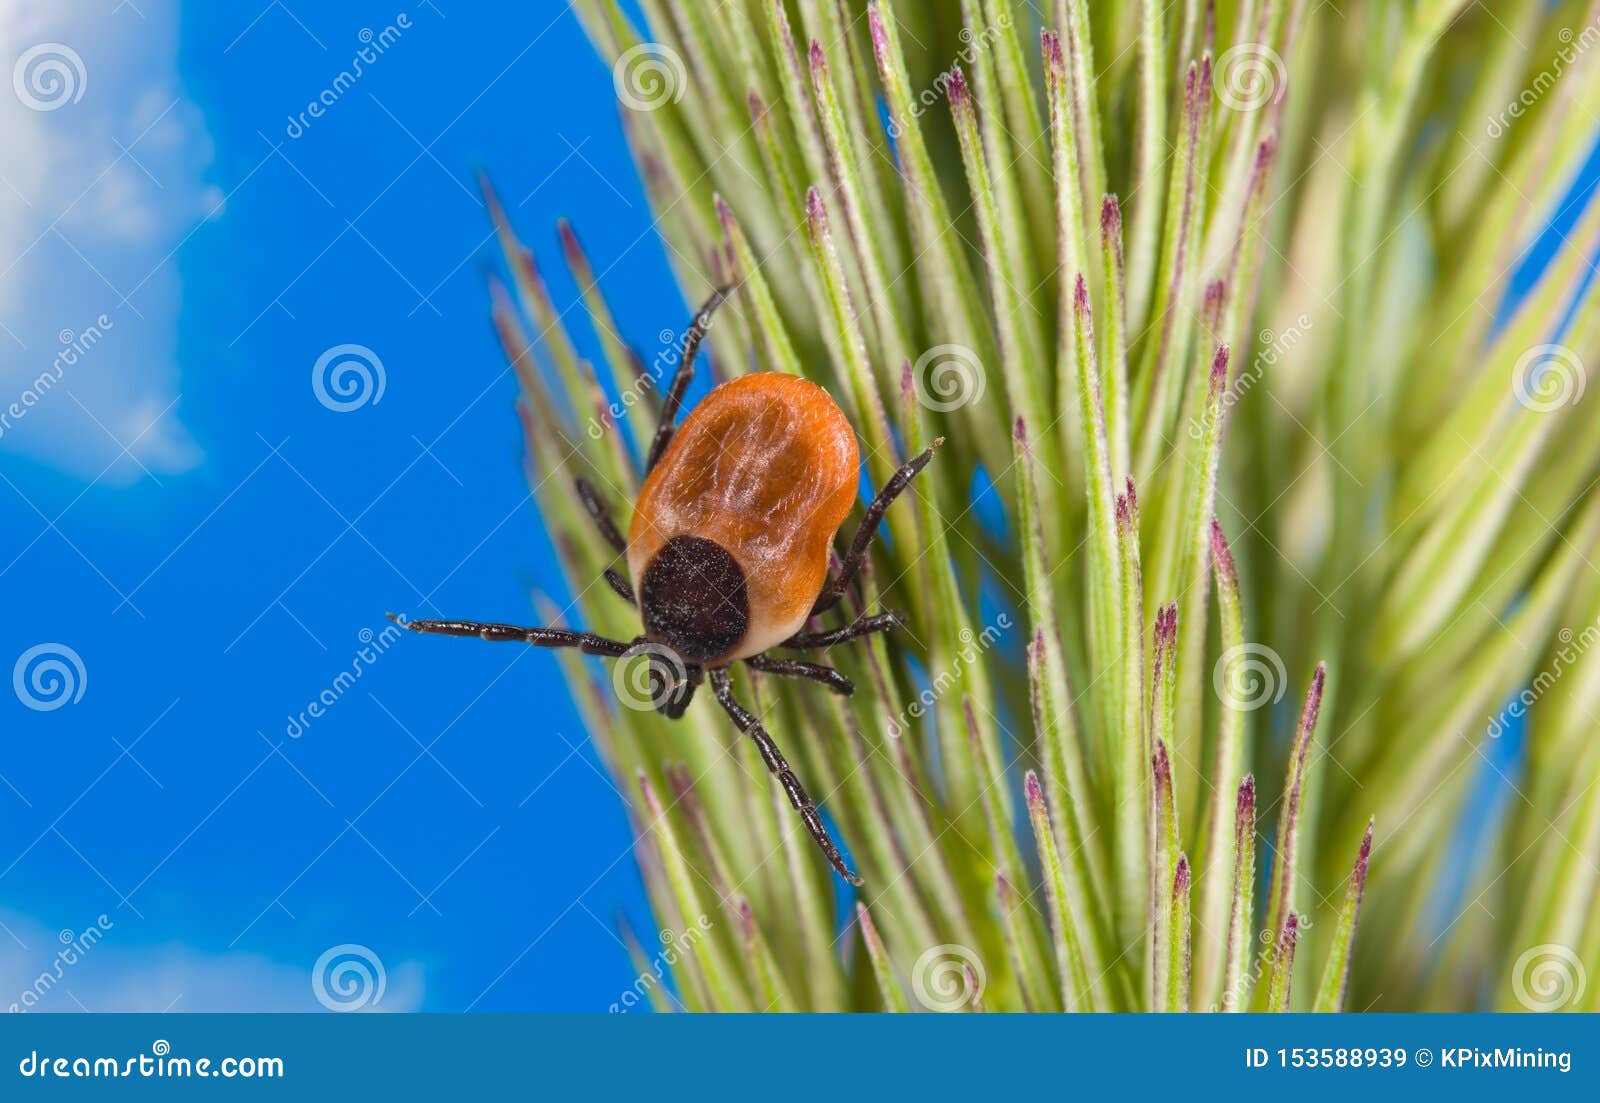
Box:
[477, 0, 1600, 1011]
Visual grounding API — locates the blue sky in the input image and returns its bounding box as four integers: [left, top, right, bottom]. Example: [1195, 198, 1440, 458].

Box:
[0, 1, 676, 1011]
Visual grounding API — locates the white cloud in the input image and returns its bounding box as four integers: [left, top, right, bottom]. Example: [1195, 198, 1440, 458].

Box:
[0, 910, 426, 1013]
[0, 1, 216, 483]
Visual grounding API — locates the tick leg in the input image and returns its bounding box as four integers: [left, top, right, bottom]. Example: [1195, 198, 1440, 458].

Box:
[603, 568, 635, 604]
[572, 478, 634, 604]
[744, 654, 854, 696]
[811, 440, 943, 616]
[782, 611, 904, 650]
[645, 285, 734, 473]
[575, 476, 628, 554]
[662, 665, 702, 720]
[709, 669, 862, 885]
[390, 613, 635, 657]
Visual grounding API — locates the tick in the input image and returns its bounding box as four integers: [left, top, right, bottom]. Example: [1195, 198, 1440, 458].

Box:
[392, 290, 938, 884]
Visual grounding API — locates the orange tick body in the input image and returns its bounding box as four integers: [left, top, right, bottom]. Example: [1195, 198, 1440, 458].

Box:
[629, 372, 860, 665]
[395, 289, 938, 885]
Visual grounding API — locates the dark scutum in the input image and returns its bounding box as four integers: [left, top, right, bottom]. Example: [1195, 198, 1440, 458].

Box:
[638, 535, 749, 662]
